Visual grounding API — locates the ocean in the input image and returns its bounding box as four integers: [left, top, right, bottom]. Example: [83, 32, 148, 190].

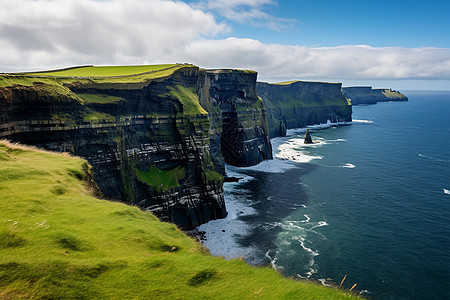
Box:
[198, 91, 450, 299]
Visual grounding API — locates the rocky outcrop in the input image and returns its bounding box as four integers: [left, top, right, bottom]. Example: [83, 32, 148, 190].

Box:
[342, 86, 408, 105]
[256, 81, 352, 138]
[304, 129, 313, 144]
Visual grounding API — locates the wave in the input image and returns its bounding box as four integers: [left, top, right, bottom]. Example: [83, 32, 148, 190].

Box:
[285, 120, 352, 137]
[352, 119, 374, 124]
[342, 163, 356, 168]
[418, 153, 450, 162]
[300, 214, 311, 223]
[310, 221, 329, 230]
[239, 157, 298, 173]
[276, 137, 323, 163]
[444, 189, 450, 195]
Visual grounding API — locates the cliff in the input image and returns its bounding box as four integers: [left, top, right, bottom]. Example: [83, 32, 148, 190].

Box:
[257, 81, 353, 138]
[0, 65, 273, 229]
[342, 86, 408, 105]
[199, 69, 272, 170]
[0, 65, 228, 230]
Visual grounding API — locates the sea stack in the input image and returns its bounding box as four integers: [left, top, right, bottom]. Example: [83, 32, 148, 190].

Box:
[304, 129, 313, 144]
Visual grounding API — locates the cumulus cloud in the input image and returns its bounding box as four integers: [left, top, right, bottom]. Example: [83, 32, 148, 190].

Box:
[1, 0, 450, 85]
[182, 38, 450, 82]
[0, 0, 227, 71]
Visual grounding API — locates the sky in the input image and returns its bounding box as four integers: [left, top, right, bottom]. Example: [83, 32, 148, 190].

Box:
[1, 0, 450, 90]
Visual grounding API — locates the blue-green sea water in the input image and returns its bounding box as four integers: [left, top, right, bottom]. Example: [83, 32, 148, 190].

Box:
[198, 92, 450, 299]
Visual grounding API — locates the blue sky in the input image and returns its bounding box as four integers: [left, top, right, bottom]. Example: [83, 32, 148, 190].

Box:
[208, 0, 450, 48]
[1, 0, 450, 90]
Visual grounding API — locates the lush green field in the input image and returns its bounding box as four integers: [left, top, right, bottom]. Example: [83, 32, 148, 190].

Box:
[27, 64, 178, 77]
[0, 140, 360, 299]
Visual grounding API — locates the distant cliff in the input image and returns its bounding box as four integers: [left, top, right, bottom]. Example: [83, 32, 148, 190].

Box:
[342, 86, 408, 105]
[257, 81, 352, 138]
[0, 65, 274, 229]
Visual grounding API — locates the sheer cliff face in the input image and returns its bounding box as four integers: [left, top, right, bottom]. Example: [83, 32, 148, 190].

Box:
[256, 81, 353, 138]
[0, 66, 275, 229]
[342, 86, 408, 105]
[0, 67, 227, 230]
[199, 70, 272, 169]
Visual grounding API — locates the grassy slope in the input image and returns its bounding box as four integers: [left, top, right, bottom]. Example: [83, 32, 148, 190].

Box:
[169, 85, 208, 115]
[0, 141, 360, 299]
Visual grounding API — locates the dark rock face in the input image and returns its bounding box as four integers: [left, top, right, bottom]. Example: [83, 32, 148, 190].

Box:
[304, 129, 313, 144]
[257, 81, 353, 138]
[199, 70, 272, 169]
[342, 86, 408, 105]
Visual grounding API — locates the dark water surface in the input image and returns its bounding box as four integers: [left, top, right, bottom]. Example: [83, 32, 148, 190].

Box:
[199, 92, 450, 299]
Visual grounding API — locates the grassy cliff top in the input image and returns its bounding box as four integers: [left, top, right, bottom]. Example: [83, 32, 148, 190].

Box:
[25, 64, 178, 77]
[0, 64, 196, 88]
[270, 80, 341, 85]
[0, 140, 359, 299]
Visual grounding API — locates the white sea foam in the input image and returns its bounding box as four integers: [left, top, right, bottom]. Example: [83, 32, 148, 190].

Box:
[301, 214, 311, 223]
[197, 178, 259, 261]
[444, 189, 450, 195]
[310, 221, 329, 230]
[276, 137, 323, 163]
[352, 119, 374, 124]
[239, 158, 298, 173]
[285, 119, 352, 137]
[342, 163, 356, 168]
[419, 153, 449, 162]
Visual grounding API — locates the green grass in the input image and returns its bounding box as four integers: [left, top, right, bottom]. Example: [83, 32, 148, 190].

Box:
[82, 110, 115, 123]
[26, 65, 177, 77]
[0, 140, 360, 299]
[381, 89, 407, 99]
[77, 93, 125, 104]
[203, 168, 224, 181]
[168, 85, 208, 115]
[136, 165, 186, 192]
[1, 64, 196, 90]
[273, 80, 341, 85]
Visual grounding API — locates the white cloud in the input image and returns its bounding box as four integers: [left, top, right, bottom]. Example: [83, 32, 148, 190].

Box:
[0, 0, 227, 71]
[181, 39, 450, 82]
[1, 0, 450, 88]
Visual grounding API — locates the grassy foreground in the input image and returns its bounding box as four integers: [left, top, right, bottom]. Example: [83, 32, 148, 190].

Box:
[0, 141, 359, 299]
